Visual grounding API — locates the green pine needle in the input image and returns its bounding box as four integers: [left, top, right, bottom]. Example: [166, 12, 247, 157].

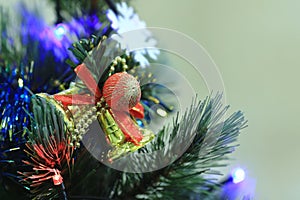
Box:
[110, 94, 247, 199]
[19, 95, 74, 199]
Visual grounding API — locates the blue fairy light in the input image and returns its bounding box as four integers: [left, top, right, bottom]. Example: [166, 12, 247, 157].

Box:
[17, 6, 107, 94]
[231, 167, 246, 184]
[54, 24, 67, 40]
[20, 6, 104, 63]
[220, 167, 255, 199]
[136, 119, 144, 128]
[0, 5, 109, 194]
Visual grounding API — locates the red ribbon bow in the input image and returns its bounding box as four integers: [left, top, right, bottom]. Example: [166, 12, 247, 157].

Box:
[54, 64, 144, 145]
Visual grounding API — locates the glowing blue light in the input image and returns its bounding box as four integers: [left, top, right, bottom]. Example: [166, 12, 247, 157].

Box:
[54, 24, 67, 39]
[136, 119, 144, 127]
[231, 168, 246, 184]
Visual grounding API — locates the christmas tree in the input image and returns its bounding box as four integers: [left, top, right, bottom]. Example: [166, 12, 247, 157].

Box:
[0, 0, 251, 199]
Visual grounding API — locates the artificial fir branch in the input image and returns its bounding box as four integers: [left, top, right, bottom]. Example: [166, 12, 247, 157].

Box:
[54, 0, 63, 24]
[61, 37, 246, 200]
[111, 95, 247, 199]
[0, 0, 249, 199]
[18, 95, 75, 199]
[67, 35, 138, 84]
[49, 0, 124, 22]
[1, 27, 247, 200]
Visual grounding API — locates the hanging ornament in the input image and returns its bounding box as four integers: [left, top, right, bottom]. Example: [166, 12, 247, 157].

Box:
[103, 72, 141, 111]
[51, 59, 154, 161]
[101, 72, 144, 144]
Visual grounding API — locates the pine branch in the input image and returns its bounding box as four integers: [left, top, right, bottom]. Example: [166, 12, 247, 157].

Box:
[67, 35, 138, 87]
[0, 1, 248, 199]
[18, 95, 75, 199]
[111, 94, 247, 199]
[49, 0, 125, 20]
[59, 95, 245, 200]
[54, 0, 63, 24]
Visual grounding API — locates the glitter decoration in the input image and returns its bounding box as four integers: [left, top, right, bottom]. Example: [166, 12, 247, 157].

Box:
[103, 72, 141, 111]
[53, 62, 154, 160]
[0, 66, 31, 143]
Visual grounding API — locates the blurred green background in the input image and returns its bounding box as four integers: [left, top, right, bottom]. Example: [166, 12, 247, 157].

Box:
[1, 0, 300, 199]
[132, 0, 300, 199]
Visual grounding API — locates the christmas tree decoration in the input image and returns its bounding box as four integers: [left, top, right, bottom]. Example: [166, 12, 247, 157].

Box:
[19, 3, 106, 64]
[18, 96, 74, 199]
[231, 167, 246, 184]
[0, 0, 251, 199]
[52, 55, 156, 160]
[0, 65, 31, 143]
[103, 72, 141, 110]
[219, 167, 256, 199]
[50, 35, 159, 160]
[128, 68, 176, 126]
[0, 64, 33, 196]
[101, 95, 247, 199]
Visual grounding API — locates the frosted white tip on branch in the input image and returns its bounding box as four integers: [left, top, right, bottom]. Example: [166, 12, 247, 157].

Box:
[107, 2, 160, 67]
